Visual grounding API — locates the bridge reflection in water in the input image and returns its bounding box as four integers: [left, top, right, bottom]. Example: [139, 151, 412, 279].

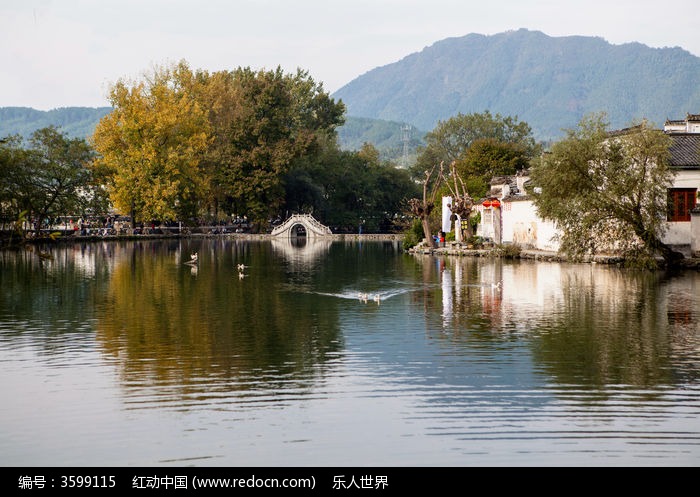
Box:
[270, 236, 334, 268]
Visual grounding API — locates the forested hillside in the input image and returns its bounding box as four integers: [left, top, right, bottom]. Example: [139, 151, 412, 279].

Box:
[0, 106, 112, 140]
[0, 106, 419, 163]
[332, 29, 700, 141]
[335, 116, 426, 163]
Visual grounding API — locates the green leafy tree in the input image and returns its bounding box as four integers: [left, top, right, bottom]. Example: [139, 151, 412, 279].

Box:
[1, 127, 102, 236]
[196, 66, 345, 230]
[349, 143, 417, 233]
[0, 135, 28, 227]
[370, 153, 418, 232]
[416, 110, 540, 167]
[282, 135, 348, 223]
[456, 138, 531, 199]
[284, 141, 417, 233]
[529, 113, 682, 268]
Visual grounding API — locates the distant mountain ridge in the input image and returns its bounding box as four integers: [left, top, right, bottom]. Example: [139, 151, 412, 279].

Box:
[332, 29, 700, 141]
[4, 29, 699, 155]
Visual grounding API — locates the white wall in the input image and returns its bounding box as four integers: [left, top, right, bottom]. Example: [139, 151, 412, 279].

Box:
[691, 210, 700, 256]
[500, 199, 560, 251]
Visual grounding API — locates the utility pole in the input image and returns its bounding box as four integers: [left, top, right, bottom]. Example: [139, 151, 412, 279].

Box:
[401, 124, 411, 168]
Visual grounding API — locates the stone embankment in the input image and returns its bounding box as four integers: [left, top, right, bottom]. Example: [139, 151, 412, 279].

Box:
[408, 241, 700, 269]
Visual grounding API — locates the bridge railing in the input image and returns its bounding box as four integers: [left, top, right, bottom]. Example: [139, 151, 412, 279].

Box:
[300, 214, 332, 235]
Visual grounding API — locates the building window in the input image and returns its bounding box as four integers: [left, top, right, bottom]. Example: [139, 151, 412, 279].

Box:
[667, 188, 697, 222]
[482, 208, 492, 225]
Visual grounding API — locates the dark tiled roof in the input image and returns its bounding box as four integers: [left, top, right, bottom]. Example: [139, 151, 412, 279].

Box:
[489, 175, 512, 185]
[669, 134, 700, 168]
[608, 124, 644, 137]
[666, 114, 700, 124]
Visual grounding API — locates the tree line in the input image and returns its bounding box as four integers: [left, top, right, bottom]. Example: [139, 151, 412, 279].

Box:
[1, 61, 418, 236]
[1, 60, 683, 268]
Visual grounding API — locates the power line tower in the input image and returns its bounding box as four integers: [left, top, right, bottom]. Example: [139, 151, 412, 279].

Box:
[401, 124, 411, 168]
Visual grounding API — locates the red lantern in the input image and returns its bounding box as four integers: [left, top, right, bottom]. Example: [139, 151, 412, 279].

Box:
[491, 199, 501, 209]
[482, 200, 492, 208]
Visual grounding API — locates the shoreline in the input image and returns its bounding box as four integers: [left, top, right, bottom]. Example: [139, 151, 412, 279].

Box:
[8, 232, 700, 269]
[12, 231, 405, 244]
[408, 241, 700, 269]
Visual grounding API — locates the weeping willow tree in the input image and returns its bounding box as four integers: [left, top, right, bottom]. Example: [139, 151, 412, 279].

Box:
[529, 113, 682, 268]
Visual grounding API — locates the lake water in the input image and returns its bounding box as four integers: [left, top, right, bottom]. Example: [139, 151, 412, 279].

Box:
[1, 238, 699, 467]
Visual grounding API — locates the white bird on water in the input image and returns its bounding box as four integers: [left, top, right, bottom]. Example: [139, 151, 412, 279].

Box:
[358, 292, 381, 304]
[237, 263, 245, 271]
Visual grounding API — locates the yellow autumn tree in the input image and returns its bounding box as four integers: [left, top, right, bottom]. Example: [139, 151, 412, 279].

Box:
[91, 60, 211, 224]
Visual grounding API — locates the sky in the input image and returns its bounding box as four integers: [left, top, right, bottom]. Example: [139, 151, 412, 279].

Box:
[2, 0, 699, 110]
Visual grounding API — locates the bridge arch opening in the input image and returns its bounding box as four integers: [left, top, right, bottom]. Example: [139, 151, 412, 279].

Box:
[290, 223, 307, 238]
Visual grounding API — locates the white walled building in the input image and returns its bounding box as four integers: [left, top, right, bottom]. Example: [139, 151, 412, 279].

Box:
[663, 115, 700, 254]
[476, 171, 560, 251]
[476, 113, 700, 256]
[664, 113, 700, 134]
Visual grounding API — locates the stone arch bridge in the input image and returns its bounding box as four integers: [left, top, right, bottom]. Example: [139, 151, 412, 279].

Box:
[270, 214, 333, 238]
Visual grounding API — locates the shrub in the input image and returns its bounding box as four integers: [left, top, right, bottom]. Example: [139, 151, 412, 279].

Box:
[402, 219, 424, 251]
[495, 243, 522, 258]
